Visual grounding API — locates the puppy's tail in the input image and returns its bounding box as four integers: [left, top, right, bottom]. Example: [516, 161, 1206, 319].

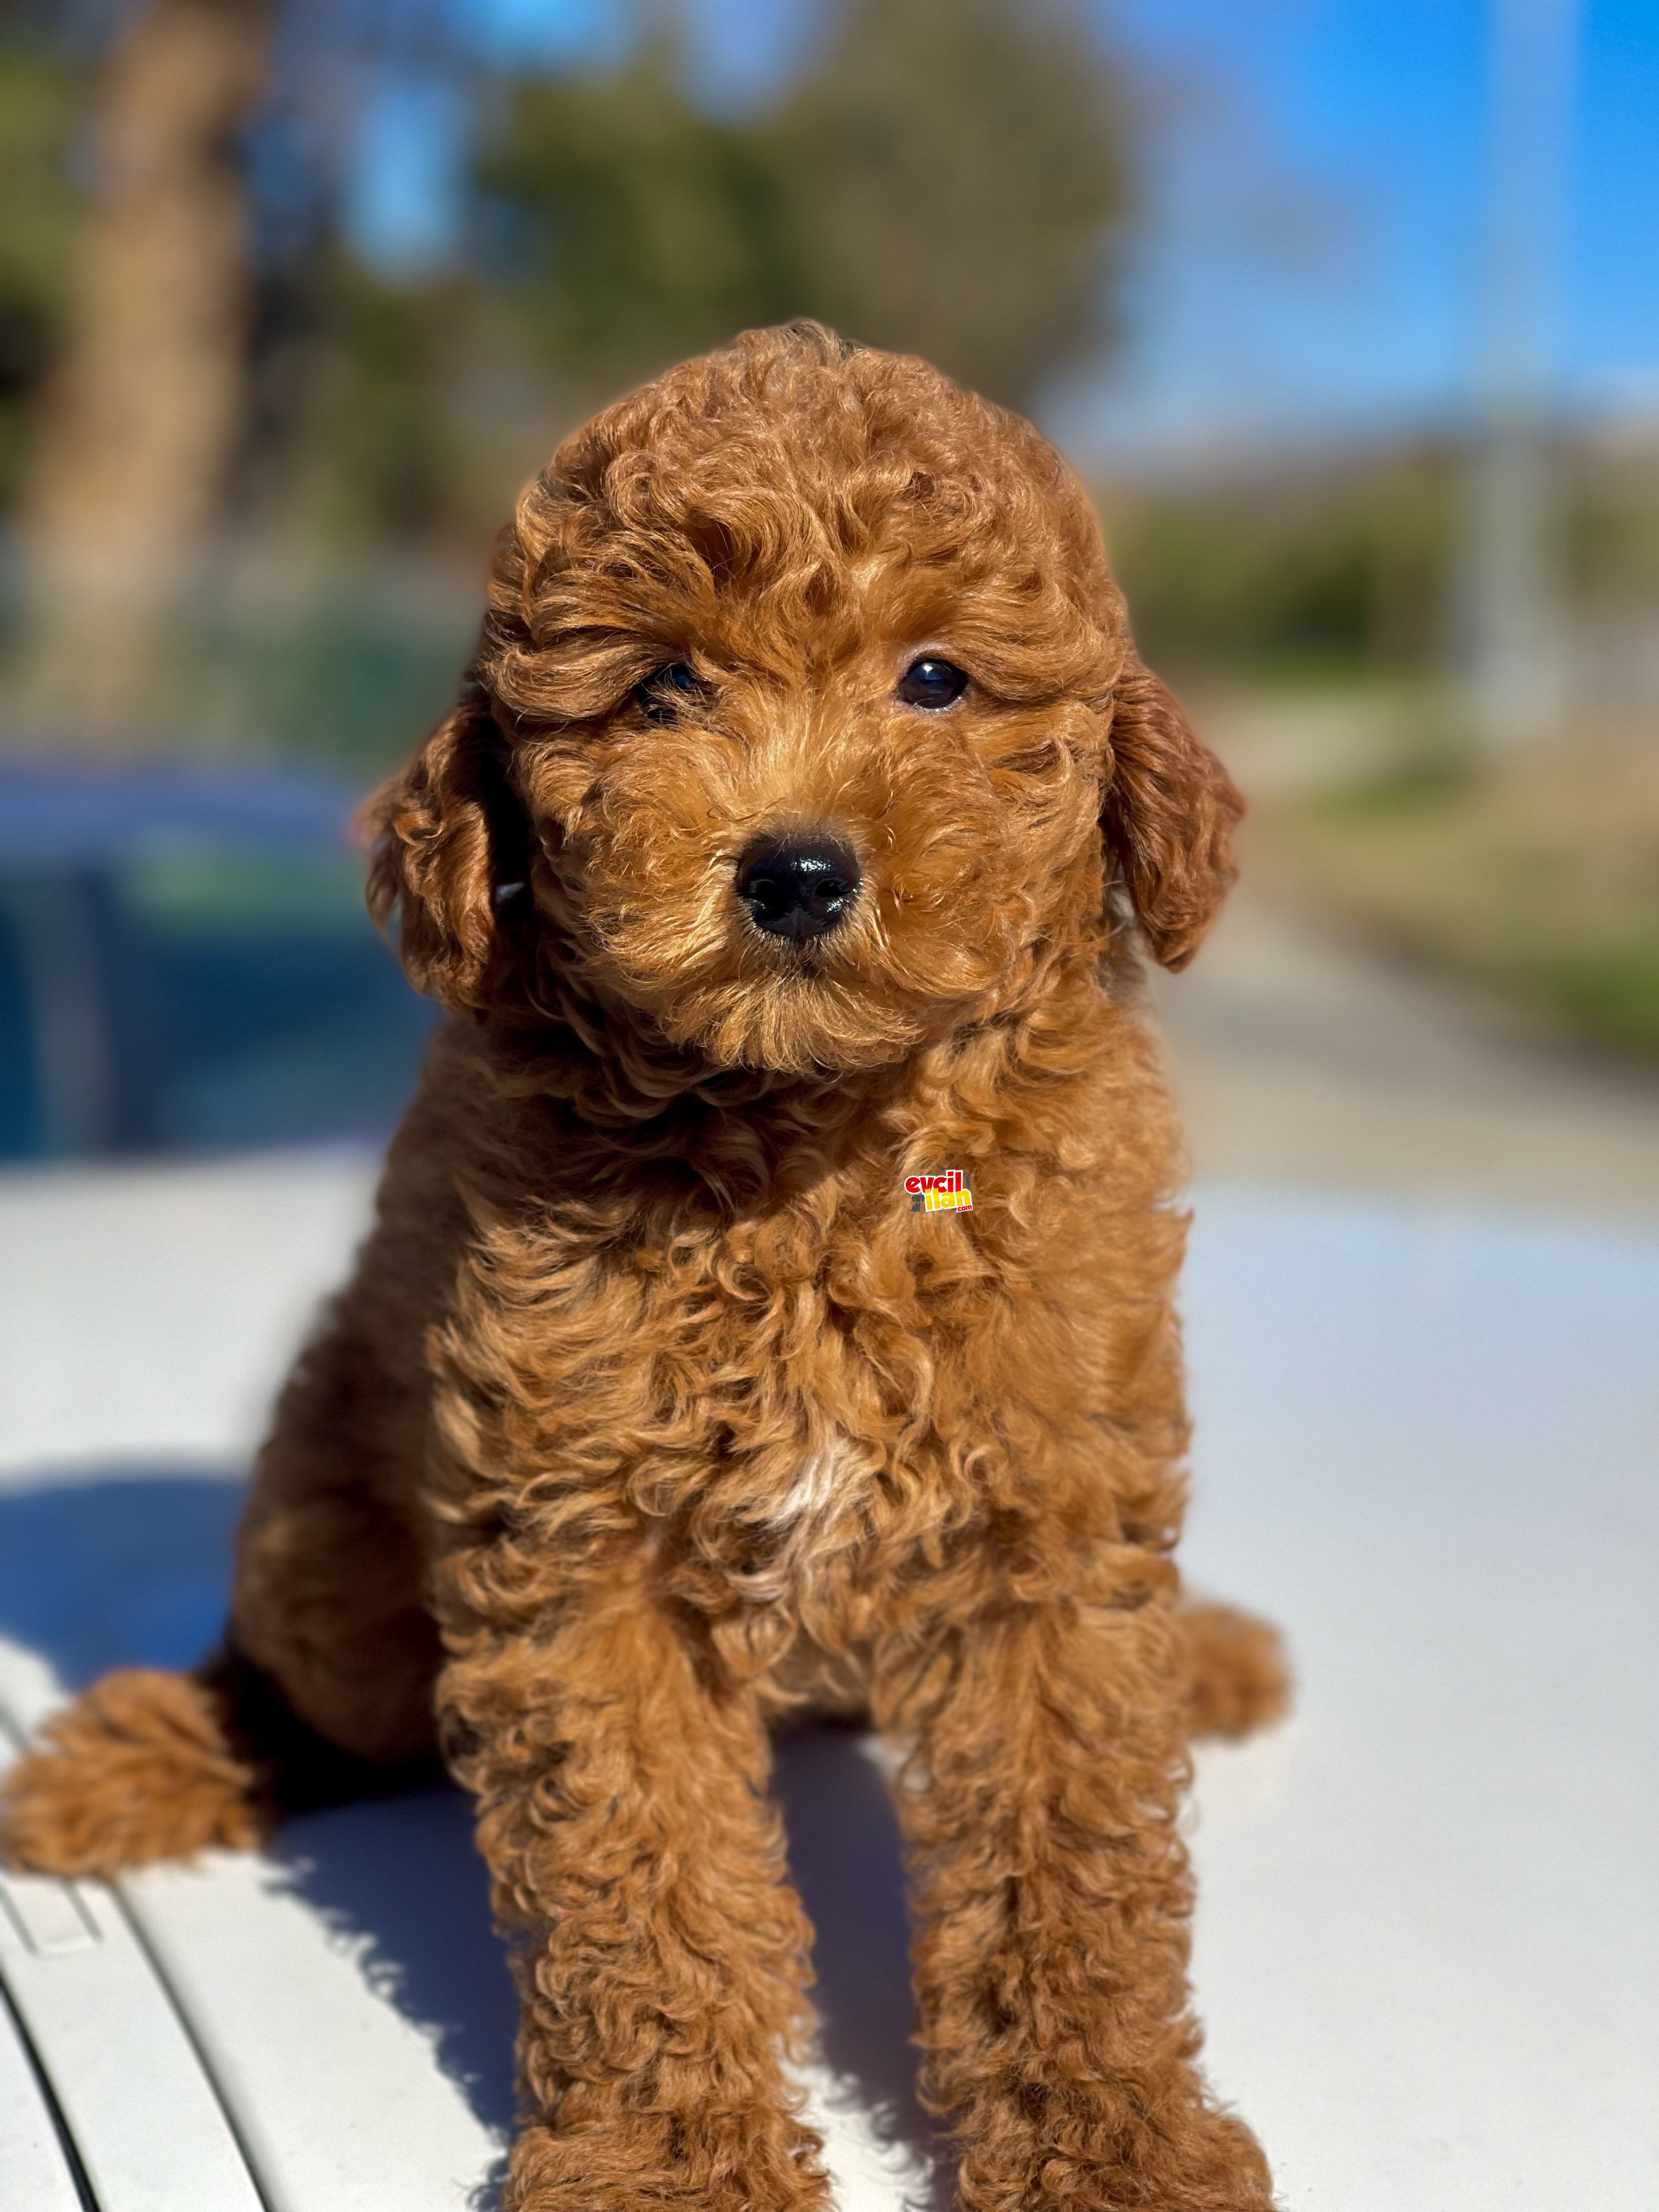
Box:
[1, 1646, 434, 1881]
[1180, 1598, 1292, 1742]
[1, 1661, 267, 1879]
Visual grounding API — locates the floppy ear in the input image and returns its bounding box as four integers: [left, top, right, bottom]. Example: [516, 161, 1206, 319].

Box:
[362, 683, 527, 1013]
[1102, 657, 1243, 971]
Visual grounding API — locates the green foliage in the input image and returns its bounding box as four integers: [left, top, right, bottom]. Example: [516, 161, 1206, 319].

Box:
[278, 256, 484, 542]
[1533, 945, 1659, 1053]
[1104, 449, 1458, 679]
[0, 36, 81, 506]
[472, 0, 1126, 415]
[1272, 740, 1659, 1057]
[763, 0, 1127, 408]
[0, 1, 1128, 551]
[178, 569, 478, 771]
[1564, 439, 1659, 600]
[473, 41, 798, 404]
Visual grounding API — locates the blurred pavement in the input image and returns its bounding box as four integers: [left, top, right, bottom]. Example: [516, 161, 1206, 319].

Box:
[1156, 887, 1659, 1224]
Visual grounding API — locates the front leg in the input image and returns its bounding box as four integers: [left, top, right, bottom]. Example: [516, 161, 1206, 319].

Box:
[438, 1580, 829, 2212]
[874, 1590, 1274, 2212]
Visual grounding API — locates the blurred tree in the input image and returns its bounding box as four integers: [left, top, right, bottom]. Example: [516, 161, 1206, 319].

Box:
[21, 0, 274, 737]
[242, 251, 480, 544]
[1105, 450, 1459, 681]
[0, 0, 1137, 748]
[472, 37, 797, 409]
[769, 0, 1128, 409]
[0, 34, 80, 515]
[472, 0, 1127, 418]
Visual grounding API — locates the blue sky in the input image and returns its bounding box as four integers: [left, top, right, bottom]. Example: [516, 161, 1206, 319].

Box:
[1074, 0, 1659, 464]
[344, 0, 1659, 467]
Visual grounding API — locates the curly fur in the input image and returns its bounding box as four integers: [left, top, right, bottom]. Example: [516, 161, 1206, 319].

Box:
[3, 325, 1284, 2211]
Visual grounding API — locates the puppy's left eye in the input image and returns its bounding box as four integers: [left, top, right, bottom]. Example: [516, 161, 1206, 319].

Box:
[897, 658, 969, 710]
[635, 663, 704, 724]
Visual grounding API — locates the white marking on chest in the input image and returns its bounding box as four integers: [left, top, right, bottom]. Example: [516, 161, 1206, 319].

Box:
[731, 1434, 857, 1604]
[768, 1441, 846, 1532]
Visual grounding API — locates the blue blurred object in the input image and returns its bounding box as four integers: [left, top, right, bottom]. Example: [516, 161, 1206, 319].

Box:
[0, 760, 438, 1159]
[0, 761, 349, 864]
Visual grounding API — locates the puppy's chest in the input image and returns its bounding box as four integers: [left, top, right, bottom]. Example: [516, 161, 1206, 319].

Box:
[478, 1172, 999, 1587]
[634, 1201, 927, 1513]
[694, 1429, 870, 1612]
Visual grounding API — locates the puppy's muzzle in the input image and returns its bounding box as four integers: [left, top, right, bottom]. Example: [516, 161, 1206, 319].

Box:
[736, 833, 861, 946]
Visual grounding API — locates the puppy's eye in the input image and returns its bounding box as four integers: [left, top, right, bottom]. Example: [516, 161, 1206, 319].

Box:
[634, 662, 704, 724]
[897, 657, 969, 710]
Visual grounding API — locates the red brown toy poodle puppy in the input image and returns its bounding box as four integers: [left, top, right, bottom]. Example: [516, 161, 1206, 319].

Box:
[3, 323, 1288, 2211]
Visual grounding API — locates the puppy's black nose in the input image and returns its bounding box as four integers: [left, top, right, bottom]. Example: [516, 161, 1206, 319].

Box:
[736, 834, 861, 944]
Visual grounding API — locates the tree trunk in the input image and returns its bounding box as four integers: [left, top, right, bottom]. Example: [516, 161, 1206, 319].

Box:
[22, 0, 274, 744]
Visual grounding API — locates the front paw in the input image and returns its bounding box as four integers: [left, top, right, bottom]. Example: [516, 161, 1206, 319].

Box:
[961, 2098, 1275, 2212]
[504, 2111, 830, 2212]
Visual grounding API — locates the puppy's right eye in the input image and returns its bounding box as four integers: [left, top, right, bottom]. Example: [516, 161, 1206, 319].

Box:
[634, 663, 703, 724]
[897, 657, 969, 710]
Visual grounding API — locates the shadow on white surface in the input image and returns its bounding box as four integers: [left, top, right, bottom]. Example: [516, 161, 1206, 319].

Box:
[773, 1728, 946, 2208]
[0, 1467, 241, 1684]
[252, 1732, 947, 2196]
[267, 1786, 521, 2142]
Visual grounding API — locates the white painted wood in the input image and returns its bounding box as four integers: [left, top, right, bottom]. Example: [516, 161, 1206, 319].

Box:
[120, 1831, 507, 2212]
[0, 1740, 264, 2212]
[1180, 1188, 1659, 2211]
[0, 1148, 375, 1479]
[0, 1984, 83, 2212]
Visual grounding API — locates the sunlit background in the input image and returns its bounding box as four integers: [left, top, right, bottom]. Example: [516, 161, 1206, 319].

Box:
[0, 0, 1656, 1192]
